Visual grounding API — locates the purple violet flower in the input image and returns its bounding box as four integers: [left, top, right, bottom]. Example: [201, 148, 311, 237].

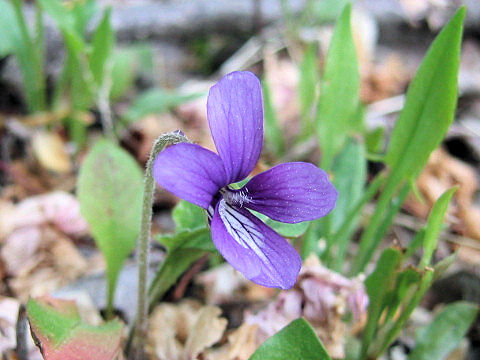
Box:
[153, 71, 338, 289]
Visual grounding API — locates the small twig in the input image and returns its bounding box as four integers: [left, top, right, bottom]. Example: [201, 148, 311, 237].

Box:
[173, 255, 209, 301]
[15, 305, 29, 360]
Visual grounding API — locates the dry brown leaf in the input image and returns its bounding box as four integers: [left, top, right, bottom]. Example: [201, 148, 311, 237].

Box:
[404, 148, 480, 241]
[31, 131, 72, 173]
[147, 300, 227, 360]
[203, 323, 259, 360]
[1, 227, 89, 300]
[0, 191, 89, 238]
[184, 306, 228, 359]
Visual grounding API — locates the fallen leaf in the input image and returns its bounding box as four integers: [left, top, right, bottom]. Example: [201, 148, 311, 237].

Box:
[147, 300, 227, 360]
[31, 131, 72, 173]
[26, 296, 123, 360]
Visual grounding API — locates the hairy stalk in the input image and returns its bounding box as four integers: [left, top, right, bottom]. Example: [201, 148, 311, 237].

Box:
[130, 132, 188, 360]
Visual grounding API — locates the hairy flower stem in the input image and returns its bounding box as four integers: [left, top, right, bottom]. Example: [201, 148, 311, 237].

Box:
[131, 132, 188, 360]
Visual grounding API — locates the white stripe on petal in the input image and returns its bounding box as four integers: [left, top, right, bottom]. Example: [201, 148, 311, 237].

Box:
[218, 199, 268, 263]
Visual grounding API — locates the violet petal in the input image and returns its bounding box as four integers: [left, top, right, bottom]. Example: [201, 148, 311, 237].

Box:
[207, 71, 263, 183]
[153, 143, 228, 209]
[211, 199, 301, 289]
[242, 162, 338, 223]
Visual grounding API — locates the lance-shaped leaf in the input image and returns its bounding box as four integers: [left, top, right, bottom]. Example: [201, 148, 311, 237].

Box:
[385, 7, 465, 182]
[409, 301, 478, 360]
[77, 140, 143, 312]
[90, 7, 114, 85]
[316, 3, 360, 169]
[420, 186, 457, 267]
[26, 296, 123, 360]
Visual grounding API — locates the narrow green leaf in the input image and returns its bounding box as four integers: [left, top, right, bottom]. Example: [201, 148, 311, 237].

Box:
[26, 296, 123, 360]
[316, 3, 360, 169]
[39, 0, 76, 31]
[352, 8, 465, 275]
[158, 228, 214, 253]
[70, 0, 98, 35]
[250, 318, 331, 360]
[0, 0, 20, 56]
[371, 268, 435, 358]
[404, 228, 426, 259]
[409, 301, 478, 360]
[149, 200, 215, 305]
[361, 248, 402, 358]
[420, 186, 457, 267]
[150, 229, 214, 306]
[383, 268, 422, 323]
[385, 7, 465, 180]
[124, 88, 203, 123]
[365, 127, 385, 155]
[90, 7, 114, 85]
[433, 252, 457, 280]
[262, 79, 284, 156]
[331, 140, 366, 230]
[77, 140, 143, 311]
[110, 51, 136, 100]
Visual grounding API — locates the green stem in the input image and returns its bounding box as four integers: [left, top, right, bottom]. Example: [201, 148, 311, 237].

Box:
[34, 0, 46, 111]
[350, 176, 402, 275]
[11, 0, 44, 112]
[131, 132, 188, 360]
[368, 269, 434, 359]
[326, 173, 384, 271]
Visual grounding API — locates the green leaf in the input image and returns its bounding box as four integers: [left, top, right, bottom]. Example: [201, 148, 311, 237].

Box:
[420, 186, 457, 267]
[26, 296, 123, 360]
[311, 0, 350, 23]
[77, 140, 143, 311]
[262, 79, 284, 156]
[361, 248, 402, 358]
[365, 127, 385, 155]
[250, 318, 331, 360]
[316, 3, 360, 169]
[149, 200, 214, 305]
[90, 7, 114, 85]
[124, 88, 203, 123]
[151, 228, 215, 305]
[409, 302, 478, 360]
[385, 7, 465, 181]
[39, 0, 76, 31]
[433, 252, 457, 280]
[0, 0, 20, 56]
[328, 139, 366, 266]
[110, 51, 136, 100]
[383, 268, 422, 323]
[70, 0, 97, 35]
[158, 228, 214, 252]
[172, 200, 206, 231]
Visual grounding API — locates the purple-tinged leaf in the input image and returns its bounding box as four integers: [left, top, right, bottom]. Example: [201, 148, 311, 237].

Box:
[26, 296, 123, 360]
